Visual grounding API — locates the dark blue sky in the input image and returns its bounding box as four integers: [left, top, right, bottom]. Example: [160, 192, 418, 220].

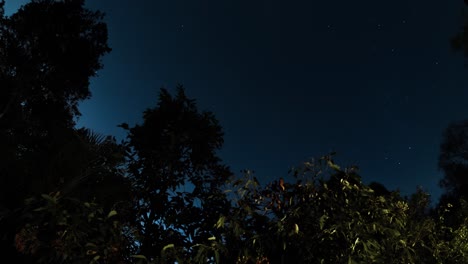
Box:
[7, 1, 468, 202]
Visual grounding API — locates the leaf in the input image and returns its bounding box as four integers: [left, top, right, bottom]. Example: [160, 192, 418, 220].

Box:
[85, 242, 97, 248]
[89, 255, 100, 264]
[215, 216, 225, 229]
[107, 210, 117, 218]
[319, 214, 328, 230]
[208, 236, 216, 241]
[162, 244, 175, 251]
[88, 213, 95, 222]
[131, 255, 148, 260]
[33, 207, 47, 212]
[327, 160, 341, 171]
[294, 223, 299, 234]
[86, 250, 97, 255]
[41, 194, 56, 203]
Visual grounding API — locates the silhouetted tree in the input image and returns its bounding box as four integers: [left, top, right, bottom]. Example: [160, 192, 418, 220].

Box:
[0, 0, 117, 262]
[369, 181, 391, 196]
[122, 86, 232, 262]
[0, 0, 111, 206]
[438, 120, 468, 199]
[435, 120, 468, 228]
[452, 6, 468, 60]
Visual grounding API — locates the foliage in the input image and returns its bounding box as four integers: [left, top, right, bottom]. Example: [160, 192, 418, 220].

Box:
[122, 86, 232, 263]
[438, 120, 468, 197]
[0, 0, 120, 262]
[2, 0, 468, 263]
[436, 120, 468, 227]
[451, 7, 468, 60]
[2, 126, 133, 263]
[15, 192, 128, 264]
[209, 155, 468, 264]
[0, 0, 112, 204]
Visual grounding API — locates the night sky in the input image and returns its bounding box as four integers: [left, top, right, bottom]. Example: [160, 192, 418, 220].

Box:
[6, 0, 468, 203]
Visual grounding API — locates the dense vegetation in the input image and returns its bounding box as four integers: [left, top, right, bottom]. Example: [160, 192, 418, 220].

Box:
[1, 0, 468, 263]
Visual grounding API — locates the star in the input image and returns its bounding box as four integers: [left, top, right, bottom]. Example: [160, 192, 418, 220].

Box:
[177, 24, 185, 31]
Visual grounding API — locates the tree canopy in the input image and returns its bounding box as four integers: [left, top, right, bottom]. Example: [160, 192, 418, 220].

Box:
[122, 86, 232, 262]
[1, 0, 468, 263]
[0, 0, 120, 262]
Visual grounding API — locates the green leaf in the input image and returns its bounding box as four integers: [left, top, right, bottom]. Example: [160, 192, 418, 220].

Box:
[88, 212, 95, 222]
[33, 206, 47, 212]
[90, 255, 100, 264]
[327, 160, 341, 171]
[41, 194, 56, 203]
[107, 210, 117, 218]
[319, 214, 328, 230]
[215, 216, 225, 229]
[163, 244, 175, 251]
[85, 242, 97, 248]
[131, 255, 148, 260]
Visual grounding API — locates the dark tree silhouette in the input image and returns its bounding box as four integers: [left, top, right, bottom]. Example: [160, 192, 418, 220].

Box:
[438, 120, 468, 198]
[0, 0, 111, 207]
[369, 181, 391, 196]
[451, 3, 468, 60]
[0, 0, 110, 127]
[123, 86, 232, 262]
[436, 120, 468, 228]
[0, 0, 116, 262]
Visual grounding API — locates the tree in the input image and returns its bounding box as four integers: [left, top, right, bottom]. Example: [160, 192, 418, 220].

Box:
[122, 86, 232, 263]
[14, 192, 129, 264]
[0, 0, 110, 128]
[438, 120, 468, 197]
[451, 5, 468, 60]
[0, 0, 117, 261]
[0, 0, 111, 207]
[435, 120, 468, 229]
[215, 155, 468, 264]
